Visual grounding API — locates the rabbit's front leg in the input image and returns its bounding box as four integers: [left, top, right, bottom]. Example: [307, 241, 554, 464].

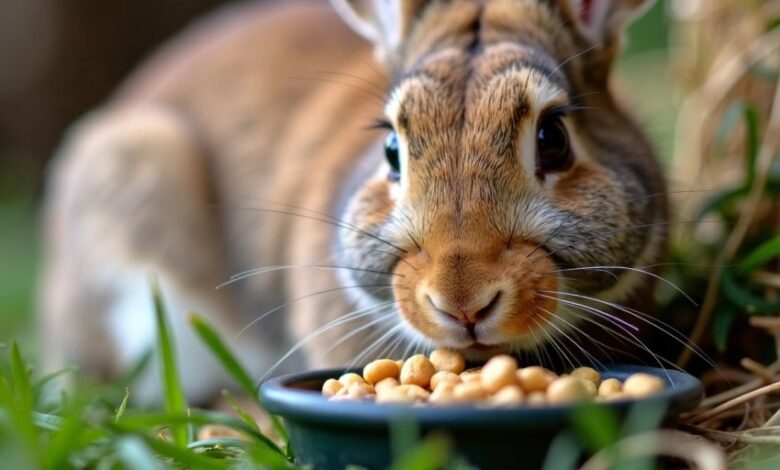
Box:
[40, 106, 264, 403]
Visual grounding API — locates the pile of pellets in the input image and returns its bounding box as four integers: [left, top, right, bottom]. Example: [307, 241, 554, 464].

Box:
[321, 350, 665, 406]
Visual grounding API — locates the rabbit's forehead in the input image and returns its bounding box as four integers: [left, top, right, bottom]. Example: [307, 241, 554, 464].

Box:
[385, 42, 568, 169]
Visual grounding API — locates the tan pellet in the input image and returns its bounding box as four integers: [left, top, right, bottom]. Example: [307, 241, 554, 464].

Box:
[526, 391, 547, 405]
[338, 373, 365, 387]
[517, 366, 556, 392]
[400, 354, 436, 388]
[481, 355, 519, 393]
[429, 382, 458, 405]
[429, 349, 467, 374]
[331, 382, 375, 401]
[460, 370, 482, 383]
[623, 373, 664, 397]
[363, 359, 400, 384]
[322, 378, 344, 398]
[581, 379, 597, 397]
[598, 378, 622, 397]
[430, 371, 461, 390]
[374, 377, 400, 394]
[397, 384, 431, 401]
[571, 367, 601, 387]
[546, 377, 591, 404]
[376, 387, 415, 404]
[490, 385, 525, 406]
[453, 381, 488, 401]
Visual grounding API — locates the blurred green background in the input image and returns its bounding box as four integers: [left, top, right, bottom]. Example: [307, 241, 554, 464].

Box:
[0, 0, 674, 351]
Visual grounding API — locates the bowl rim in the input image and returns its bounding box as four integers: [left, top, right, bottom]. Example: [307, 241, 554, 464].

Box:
[259, 365, 703, 430]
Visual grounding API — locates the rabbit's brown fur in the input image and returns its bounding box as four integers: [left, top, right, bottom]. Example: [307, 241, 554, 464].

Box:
[41, 0, 665, 401]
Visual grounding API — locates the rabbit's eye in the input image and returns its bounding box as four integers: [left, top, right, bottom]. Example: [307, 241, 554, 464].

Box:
[536, 115, 573, 175]
[384, 132, 401, 182]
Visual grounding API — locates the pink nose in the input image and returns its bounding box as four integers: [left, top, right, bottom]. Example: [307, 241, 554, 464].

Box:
[428, 289, 502, 326]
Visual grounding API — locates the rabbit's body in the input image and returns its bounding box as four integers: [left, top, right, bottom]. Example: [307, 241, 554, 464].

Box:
[41, 0, 666, 402]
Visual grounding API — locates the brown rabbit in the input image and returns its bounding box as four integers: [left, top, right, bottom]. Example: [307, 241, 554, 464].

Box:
[40, 0, 665, 403]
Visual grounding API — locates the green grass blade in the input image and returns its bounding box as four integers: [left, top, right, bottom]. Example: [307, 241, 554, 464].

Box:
[115, 388, 130, 423]
[141, 434, 229, 470]
[571, 404, 620, 452]
[737, 235, 780, 276]
[188, 315, 255, 395]
[10, 342, 33, 409]
[722, 268, 780, 314]
[189, 314, 290, 447]
[116, 436, 165, 470]
[150, 280, 188, 447]
[221, 390, 261, 434]
[116, 410, 284, 454]
[388, 435, 451, 470]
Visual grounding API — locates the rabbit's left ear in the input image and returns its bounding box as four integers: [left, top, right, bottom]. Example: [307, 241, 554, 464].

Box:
[330, 0, 429, 62]
[557, 0, 653, 48]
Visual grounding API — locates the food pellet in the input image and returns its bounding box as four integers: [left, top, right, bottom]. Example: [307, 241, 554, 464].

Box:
[429, 349, 467, 374]
[375, 377, 400, 394]
[623, 373, 665, 397]
[571, 367, 601, 387]
[331, 382, 374, 401]
[430, 371, 461, 390]
[320, 349, 666, 407]
[338, 373, 365, 387]
[400, 354, 436, 388]
[546, 376, 591, 404]
[598, 378, 622, 397]
[429, 382, 458, 405]
[480, 355, 518, 393]
[321, 378, 343, 398]
[517, 366, 555, 392]
[581, 378, 598, 397]
[453, 381, 488, 401]
[363, 359, 400, 384]
[489, 385, 525, 406]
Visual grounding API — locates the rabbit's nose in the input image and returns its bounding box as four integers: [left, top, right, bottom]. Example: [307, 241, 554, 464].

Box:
[427, 289, 502, 329]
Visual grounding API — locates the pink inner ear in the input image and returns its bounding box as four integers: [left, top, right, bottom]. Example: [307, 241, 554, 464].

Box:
[580, 0, 594, 23]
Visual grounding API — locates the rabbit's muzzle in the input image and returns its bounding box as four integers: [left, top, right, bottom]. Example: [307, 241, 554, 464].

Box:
[392, 233, 559, 354]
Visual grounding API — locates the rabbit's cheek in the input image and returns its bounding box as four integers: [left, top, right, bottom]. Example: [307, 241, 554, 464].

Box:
[492, 244, 559, 337]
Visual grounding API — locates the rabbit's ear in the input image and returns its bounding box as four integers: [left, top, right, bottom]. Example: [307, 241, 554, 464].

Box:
[330, 0, 428, 56]
[557, 0, 652, 47]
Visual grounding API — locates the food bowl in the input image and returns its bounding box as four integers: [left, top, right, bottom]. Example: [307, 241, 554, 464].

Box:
[260, 365, 703, 470]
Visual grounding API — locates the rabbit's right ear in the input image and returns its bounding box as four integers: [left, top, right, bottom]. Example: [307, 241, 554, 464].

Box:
[330, 0, 428, 61]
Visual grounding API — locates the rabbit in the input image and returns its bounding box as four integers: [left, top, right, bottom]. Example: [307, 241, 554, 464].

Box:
[40, 0, 666, 404]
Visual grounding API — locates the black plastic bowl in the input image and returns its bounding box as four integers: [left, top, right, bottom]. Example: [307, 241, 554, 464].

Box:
[260, 365, 703, 470]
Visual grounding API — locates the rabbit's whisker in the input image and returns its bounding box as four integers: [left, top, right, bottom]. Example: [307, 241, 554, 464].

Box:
[216, 204, 407, 254]
[544, 265, 697, 306]
[542, 307, 611, 368]
[236, 284, 394, 338]
[220, 264, 402, 288]
[539, 293, 674, 382]
[258, 300, 396, 383]
[324, 307, 398, 360]
[347, 320, 407, 370]
[545, 290, 715, 368]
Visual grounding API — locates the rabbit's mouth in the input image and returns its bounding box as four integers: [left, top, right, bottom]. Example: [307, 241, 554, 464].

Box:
[390, 239, 563, 354]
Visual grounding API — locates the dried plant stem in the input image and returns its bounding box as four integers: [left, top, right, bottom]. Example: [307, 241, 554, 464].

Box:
[678, 74, 780, 368]
[690, 382, 780, 425]
[753, 271, 780, 289]
[579, 430, 726, 470]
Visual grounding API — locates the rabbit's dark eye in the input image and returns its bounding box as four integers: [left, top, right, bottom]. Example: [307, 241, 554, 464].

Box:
[536, 114, 573, 175]
[384, 131, 401, 182]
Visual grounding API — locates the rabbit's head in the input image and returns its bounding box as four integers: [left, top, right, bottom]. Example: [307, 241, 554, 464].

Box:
[332, 0, 665, 357]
